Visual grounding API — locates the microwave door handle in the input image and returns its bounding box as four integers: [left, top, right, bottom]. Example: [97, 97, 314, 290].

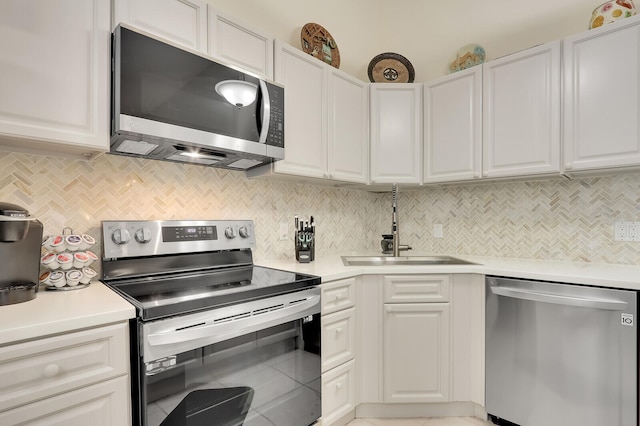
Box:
[490, 286, 628, 311]
[258, 80, 271, 144]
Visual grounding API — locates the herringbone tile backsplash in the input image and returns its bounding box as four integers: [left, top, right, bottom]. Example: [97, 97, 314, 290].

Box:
[2, 151, 640, 270]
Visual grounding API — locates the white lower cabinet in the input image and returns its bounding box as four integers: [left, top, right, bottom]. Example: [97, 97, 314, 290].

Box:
[382, 275, 451, 403]
[321, 277, 357, 425]
[322, 359, 356, 426]
[357, 274, 485, 413]
[451, 274, 485, 405]
[0, 376, 129, 426]
[322, 308, 356, 372]
[0, 323, 131, 425]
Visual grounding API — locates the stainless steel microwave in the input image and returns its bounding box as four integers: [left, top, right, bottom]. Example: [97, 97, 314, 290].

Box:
[111, 24, 284, 170]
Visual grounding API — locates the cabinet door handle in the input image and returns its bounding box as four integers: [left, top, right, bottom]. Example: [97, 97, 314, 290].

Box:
[336, 382, 343, 390]
[335, 327, 343, 334]
[335, 293, 344, 300]
[43, 364, 61, 378]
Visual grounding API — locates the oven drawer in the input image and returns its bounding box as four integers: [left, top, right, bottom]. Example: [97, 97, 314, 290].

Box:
[0, 323, 128, 412]
[383, 274, 450, 303]
[321, 278, 356, 315]
[321, 307, 355, 372]
[322, 359, 356, 426]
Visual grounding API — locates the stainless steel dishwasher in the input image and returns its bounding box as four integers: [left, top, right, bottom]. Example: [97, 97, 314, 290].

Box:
[485, 275, 638, 426]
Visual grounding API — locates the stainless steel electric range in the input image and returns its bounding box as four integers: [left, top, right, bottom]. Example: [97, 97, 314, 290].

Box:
[101, 220, 321, 426]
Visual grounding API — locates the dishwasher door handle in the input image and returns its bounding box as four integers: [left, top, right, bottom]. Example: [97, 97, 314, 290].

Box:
[490, 286, 628, 310]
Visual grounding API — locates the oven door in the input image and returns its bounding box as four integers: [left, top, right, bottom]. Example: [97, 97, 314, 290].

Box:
[138, 287, 321, 426]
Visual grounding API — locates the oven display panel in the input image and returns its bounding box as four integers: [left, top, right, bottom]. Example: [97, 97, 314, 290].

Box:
[162, 226, 217, 242]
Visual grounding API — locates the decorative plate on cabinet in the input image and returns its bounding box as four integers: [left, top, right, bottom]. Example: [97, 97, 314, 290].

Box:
[301, 22, 340, 68]
[367, 52, 415, 83]
[448, 44, 486, 74]
[589, 0, 637, 29]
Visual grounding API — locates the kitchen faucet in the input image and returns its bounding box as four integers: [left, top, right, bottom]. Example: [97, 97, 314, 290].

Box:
[391, 184, 412, 256]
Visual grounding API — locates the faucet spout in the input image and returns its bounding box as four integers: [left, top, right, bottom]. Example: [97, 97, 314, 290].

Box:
[392, 184, 400, 257]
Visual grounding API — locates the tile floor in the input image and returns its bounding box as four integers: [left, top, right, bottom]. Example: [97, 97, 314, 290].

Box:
[347, 417, 493, 426]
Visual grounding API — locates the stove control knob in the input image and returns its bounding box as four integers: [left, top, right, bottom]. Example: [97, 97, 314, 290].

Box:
[112, 228, 131, 245]
[224, 227, 236, 239]
[239, 226, 250, 238]
[135, 228, 152, 243]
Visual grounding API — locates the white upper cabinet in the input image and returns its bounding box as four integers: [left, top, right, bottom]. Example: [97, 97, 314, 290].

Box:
[424, 67, 482, 183]
[564, 17, 640, 173]
[370, 84, 423, 184]
[327, 69, 369, 184]
[272, 41, 327, 178]
[0, 0, 110, 159]
[482, 41, 562, 178]
[249, 42, 369, 184]
[112, 0, 208, 52]
[207, 8, 273, 79]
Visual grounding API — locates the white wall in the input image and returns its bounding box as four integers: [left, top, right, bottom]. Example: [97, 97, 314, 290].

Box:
[209, 0, 601, 81]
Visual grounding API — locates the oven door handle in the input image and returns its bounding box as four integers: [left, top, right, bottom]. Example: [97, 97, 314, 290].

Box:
[147, 294, 320, 347]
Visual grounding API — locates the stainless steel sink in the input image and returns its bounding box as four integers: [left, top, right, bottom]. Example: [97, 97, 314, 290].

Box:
[341, 255, 476, 266]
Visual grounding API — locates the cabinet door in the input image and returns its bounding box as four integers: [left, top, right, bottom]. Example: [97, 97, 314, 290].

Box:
[273, 41, 327, 178]
[0, 323, 129, 412]
[0, 0, 110, 157]
[0, 376, 130, 425]
[208, 8, 273, 79]
[451, 274, 485, 405]
[322, 360, 356, 426]
[483, 41, 561, 178]
[424, 67, 482, 183]
[113, 0, 207, 52]
[322, 308, 356, 372]
[322, 277, 356, 315]
[370, 84, 423, 184]
[564, 18, 640, 172]
[328, 69, 370, 183]
[383, 303, 450, 403]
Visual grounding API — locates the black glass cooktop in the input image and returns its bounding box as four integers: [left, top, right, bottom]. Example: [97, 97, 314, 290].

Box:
[103, 265, 320, 320]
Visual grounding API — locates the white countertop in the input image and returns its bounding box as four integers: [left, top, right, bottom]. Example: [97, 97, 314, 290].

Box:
[257, 252, 640, 291]
[0, 282, 135, 346]
[3, 253, 640, 346]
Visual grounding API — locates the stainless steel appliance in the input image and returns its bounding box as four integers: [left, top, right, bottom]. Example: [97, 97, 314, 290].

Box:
[486, 276, 638, 426]
[101, 220, 321, 426]
[0, 202, 43, 305]
[111, 24, 285, 170]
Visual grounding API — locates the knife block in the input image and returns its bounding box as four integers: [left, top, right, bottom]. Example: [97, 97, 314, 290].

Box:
[295, 232, 315, 263]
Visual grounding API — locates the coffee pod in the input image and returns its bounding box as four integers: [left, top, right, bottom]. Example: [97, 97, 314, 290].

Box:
[65, 234, 83, 252]
[85, 250, 99, 266]
[73, 252, 89, 269]
[41, 252, 59, 270]
[49, 271, 66, 288]
[80, 267, 97, 284]
[50, 235, 66, 252]
[80, 234, 96, 250]
[65, 270, 82, 287]
[56, 253, 73, 270]
[39, 270, 51, 285]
